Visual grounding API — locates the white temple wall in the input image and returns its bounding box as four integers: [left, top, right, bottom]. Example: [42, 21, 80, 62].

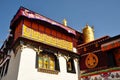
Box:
[17, 47, 79, 80]
[1, 49, 21, 80]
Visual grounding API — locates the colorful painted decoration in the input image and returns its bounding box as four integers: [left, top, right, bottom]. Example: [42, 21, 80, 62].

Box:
[101, 39, 120, 51]
[22, 25, 73, 51]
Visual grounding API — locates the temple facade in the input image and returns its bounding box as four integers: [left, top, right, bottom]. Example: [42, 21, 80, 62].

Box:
[0, 7, 82, 80]
[0, 7, 120, 80]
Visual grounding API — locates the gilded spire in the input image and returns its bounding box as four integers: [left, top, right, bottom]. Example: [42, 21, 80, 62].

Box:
[83, 24, 95, 43]
[62, 18, 67, 26]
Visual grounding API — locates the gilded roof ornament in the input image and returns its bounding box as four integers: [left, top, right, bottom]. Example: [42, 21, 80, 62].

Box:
[62, 18, 67, 26]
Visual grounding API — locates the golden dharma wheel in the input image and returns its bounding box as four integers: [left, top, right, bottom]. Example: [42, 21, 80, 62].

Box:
[85, 53, 98, 68]
[83, 24, 94, 43]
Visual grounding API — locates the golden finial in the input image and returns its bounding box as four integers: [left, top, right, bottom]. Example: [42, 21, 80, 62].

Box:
[83, 24, 95, 43]
[63, 18, 67, 26]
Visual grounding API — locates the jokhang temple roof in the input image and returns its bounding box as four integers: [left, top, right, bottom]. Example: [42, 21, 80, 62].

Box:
[77, 36, 110, 48]
[101, 34, 120, 51]
[10, 6, 76, 35]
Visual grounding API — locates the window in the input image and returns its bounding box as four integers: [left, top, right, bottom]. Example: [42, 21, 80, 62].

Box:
[67, 61, 72, 71]
[67, 58, 76, 73]
[38, 53, 55, 70]
[36, 51, 60, 73]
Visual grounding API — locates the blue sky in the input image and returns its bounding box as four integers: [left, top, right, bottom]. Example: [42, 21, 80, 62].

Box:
[0, 0, 120, 46]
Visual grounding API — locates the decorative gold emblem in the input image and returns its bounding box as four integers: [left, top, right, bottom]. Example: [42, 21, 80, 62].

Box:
[85, 53, 98, 68]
